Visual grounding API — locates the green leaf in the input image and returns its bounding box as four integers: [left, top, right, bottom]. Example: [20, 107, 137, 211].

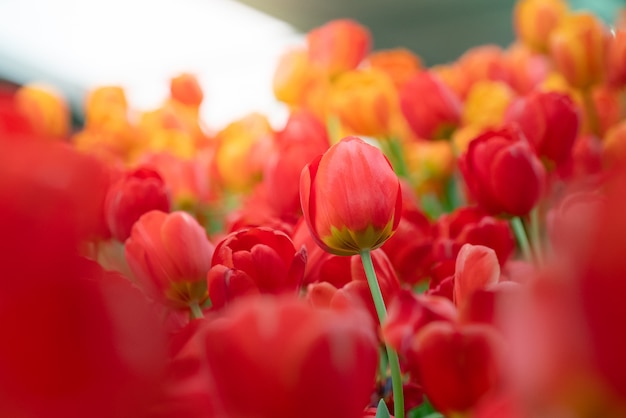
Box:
[408, 397, 443, 418]
[375, 399, 391, 418]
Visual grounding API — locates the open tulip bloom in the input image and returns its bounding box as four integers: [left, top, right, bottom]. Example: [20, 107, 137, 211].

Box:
[3, 2, 626, 417]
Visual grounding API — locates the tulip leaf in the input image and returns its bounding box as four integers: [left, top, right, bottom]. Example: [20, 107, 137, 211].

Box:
[375, 399, 391, 418]
[408, 397, 444, 418]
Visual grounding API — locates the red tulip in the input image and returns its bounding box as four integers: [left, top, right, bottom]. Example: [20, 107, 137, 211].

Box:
[453, 244, 501, 308]
[459, 126, 546, 217]
[300, 136, 402, 256]
[306, 19, 371, 77]
[264, 111, 329, 221]
[203, 295, 378, 418]
[104, 167, 171, 241]
[399, 71, 462, 139]
[207, 227, 306, 309]
[410, 321, 503, 416]
[608, 29, 626, 88]
[505, 90, 580, 167]
[125, 210, 214, 310]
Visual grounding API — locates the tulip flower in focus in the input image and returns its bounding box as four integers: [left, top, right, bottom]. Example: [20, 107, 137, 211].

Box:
[548, 12, 610, 89]
[459, 126, 546, 217]
[306, 19, 371, 78]
[125, 210, 214, 313]
[207, 227, 306, 309]
[300, 136, 402, 256]
[399, 71, 462, 140]
[203, 295, 379, 418]
[104, 167, 172, 242]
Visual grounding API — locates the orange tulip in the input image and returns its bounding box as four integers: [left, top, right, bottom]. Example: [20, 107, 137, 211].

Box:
[514, 0, 568, 53]
[328, 69, 398, 138]
[170, 73, 204, 108]
[14, 83, 70, 138]
[607, 29, 626, 88]
[366, 48, 422, 89]
[548, 12, 610, 89]
[307, 19, 371, 77]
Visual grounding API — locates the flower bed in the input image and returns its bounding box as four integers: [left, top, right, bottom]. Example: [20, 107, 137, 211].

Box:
[1, 1, 626, 417]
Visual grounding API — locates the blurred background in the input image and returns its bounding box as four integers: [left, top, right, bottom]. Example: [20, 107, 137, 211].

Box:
[0, 0, 621, 128]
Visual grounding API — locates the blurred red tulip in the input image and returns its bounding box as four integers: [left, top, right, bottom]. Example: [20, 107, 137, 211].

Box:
[104, 167, 171, 241]
[207, 227, 306, 309]
[307, 19, 371, 77]
[453, 243, 500, 308]
[505, 90, 580, 167]
[203, 295, 378, 418]
[300, 136, 402, 256]
[410, 321, 503, 416]
[399, 71, 462, 139]
[459, 126, 546, 217]
[125, 210, 214, 310]
[264, 111, 329, 221]
[608, 29, 626, 88]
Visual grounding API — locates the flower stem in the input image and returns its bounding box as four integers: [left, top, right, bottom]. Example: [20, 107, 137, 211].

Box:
[510, 216, 533, 263]
[189, 300, 204, 320]
[360, 250, 405, 418]
[387, 137, 409, 179]
[529, 207, 544, 266]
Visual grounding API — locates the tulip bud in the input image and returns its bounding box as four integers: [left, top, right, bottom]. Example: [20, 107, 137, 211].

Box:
[505, 90, 580, 167]
[459, 126, 546, 217]
[462, 81, 515, 130]
[300, 136, 402, 256]
[548, 12, 610, 89]
[125, 210, 214, 310]
[307, 19, 371, 77]
[399, 71, 462, 140]
[514, 0, 568, 53]
[104, 167, 171, 241]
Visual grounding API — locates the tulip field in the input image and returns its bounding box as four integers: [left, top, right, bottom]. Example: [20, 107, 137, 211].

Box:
[2, 0, 626, 417]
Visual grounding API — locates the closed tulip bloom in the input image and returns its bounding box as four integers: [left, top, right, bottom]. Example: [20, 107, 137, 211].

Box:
[459, 126, 546, 217]
[203, 295, 378, 418]
[104, 167, 171, 242]
[125, 210, 214, 310]
[307, 19, 371, 77]
[300, 136, 402, 256]
[548, 12, 610, 89]
[400, 71, 462, 140]
[505, 90, 580, 167]
[514, 0, 568, 53]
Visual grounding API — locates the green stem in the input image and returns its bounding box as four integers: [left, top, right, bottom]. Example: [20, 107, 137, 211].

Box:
[387, 137, 409, 179]
[510, 217, 533, 264]
[529, 207, 544, 266]
[360, 250, 405, 418]
[189, 300, 204, 320]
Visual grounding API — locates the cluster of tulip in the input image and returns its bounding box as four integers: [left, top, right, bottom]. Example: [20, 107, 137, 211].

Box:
[2, 0, 626, 417]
